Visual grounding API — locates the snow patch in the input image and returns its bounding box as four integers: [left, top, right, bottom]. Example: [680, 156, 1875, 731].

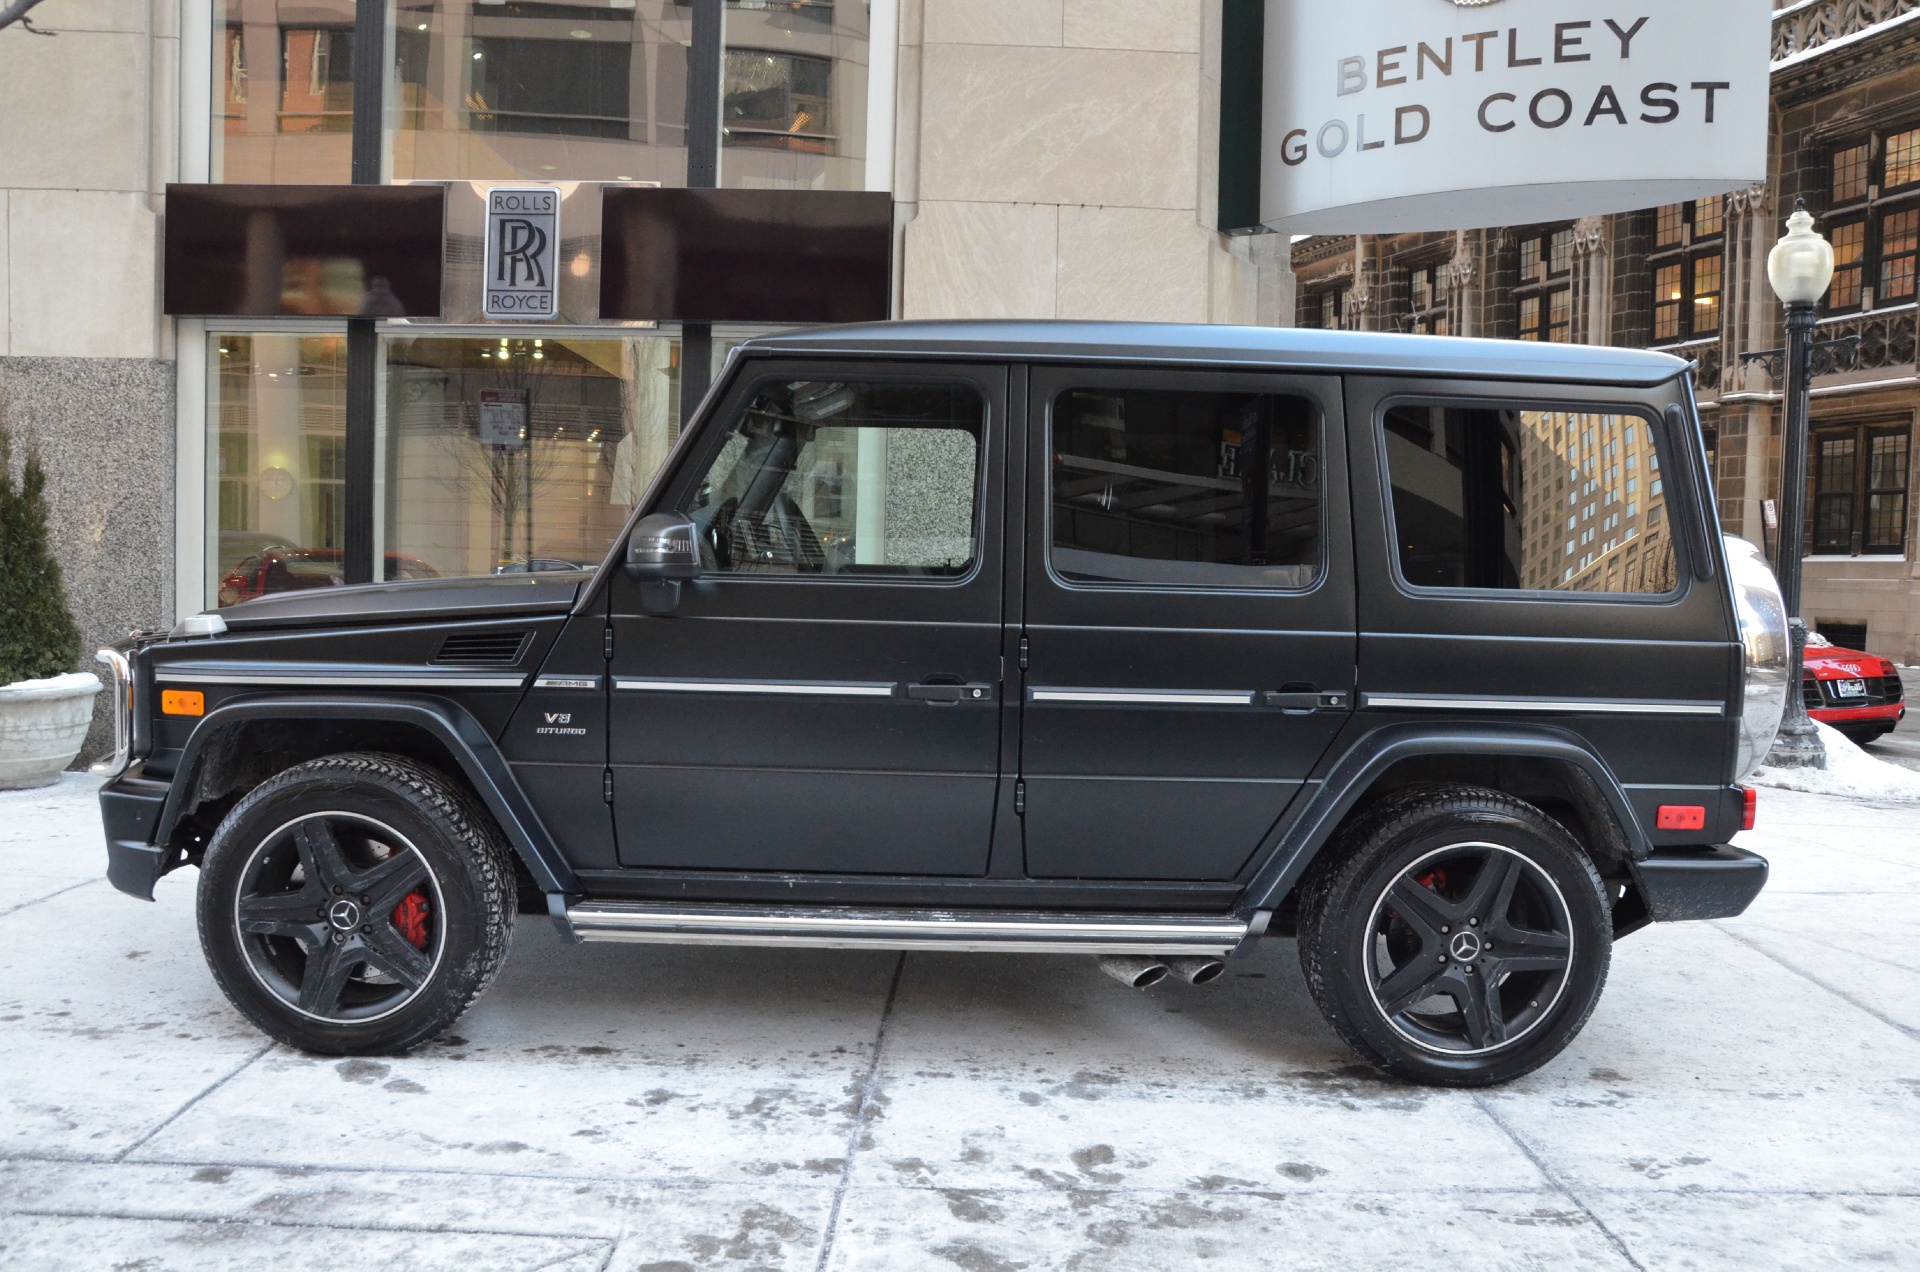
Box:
[1751, 720, 1920, 801]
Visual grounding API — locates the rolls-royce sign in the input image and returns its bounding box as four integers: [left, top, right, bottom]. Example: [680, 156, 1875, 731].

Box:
[484, 186, 560, 319]
[1259, 0, 1768, 234]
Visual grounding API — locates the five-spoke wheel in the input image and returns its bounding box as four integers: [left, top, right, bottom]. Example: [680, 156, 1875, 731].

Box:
[1298, 785, 1612, 1087]
[233, 812, 444, 1024]
[198, 753, 515, 1055]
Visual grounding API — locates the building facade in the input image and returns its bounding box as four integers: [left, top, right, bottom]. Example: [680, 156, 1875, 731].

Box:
[0, 0, 1292, 760]
[1292, 0, 1920, 662]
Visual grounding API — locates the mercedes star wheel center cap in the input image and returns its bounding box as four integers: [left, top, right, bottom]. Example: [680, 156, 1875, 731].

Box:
[328, 899, 362, 931]
[1449, 930, 1483, 962]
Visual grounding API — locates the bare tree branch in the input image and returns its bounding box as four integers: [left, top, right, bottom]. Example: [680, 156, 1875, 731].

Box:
[0, 0, 54, 32]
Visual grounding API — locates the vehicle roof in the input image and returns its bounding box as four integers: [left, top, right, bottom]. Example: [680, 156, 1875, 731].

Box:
[742, 321, 1693, 388]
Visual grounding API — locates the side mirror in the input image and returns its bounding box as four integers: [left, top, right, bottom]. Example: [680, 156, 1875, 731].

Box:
[626, 512, 699, 615]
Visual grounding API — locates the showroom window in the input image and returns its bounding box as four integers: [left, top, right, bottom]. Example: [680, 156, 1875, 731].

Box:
[212, 0, 358, 183]
[208, 334, 351, 606]
[1812, 423, 1910, 556]
[722, 0, 868, 190]
[1824, 127, 1920, 313]
[1049, 387, 1323, 590]
[1649, 197, 1724, 344]
[1382, 404, 1676, 594]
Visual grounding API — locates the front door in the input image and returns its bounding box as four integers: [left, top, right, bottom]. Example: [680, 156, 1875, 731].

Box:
[607, 361, 1007, 875]
[1018, 367, 1358, 881]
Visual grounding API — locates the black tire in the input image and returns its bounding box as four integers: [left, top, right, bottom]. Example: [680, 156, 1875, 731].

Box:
[196, 753, 515, 1055]
[1297, 784, 1611, 1088]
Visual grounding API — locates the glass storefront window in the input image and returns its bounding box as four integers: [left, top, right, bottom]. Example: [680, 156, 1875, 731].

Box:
[379, 334, 684, 580]
[386, 0, 695, 183]
[213, 0, 359, 183]
[723, 0, 868, 190]
[208, 333, 351, 606]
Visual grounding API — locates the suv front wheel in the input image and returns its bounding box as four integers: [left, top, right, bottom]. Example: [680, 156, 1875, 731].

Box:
[197, 753, 515, 1055]
[1297, 785, 1612, 1087]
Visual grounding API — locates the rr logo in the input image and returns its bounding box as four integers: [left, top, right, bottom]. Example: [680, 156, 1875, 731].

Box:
[545, 712, 572, 725]
[496, 219, 550, 288]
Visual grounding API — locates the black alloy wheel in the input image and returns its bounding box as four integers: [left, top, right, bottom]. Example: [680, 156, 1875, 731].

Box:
[1363, 843, 1573, 1055]
[197, 753, 515, 1054]
[1298, 785, 1612, 1088]
[232, 812, 445, 1024]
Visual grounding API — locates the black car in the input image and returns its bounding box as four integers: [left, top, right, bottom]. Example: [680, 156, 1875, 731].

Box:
[93, 322, 1790, 1087]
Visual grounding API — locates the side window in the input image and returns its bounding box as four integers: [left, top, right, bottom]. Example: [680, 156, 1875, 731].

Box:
[683, 380, 983, 578]
[1050, 387, 1322, 589]
[1382, 404, 1677, 595]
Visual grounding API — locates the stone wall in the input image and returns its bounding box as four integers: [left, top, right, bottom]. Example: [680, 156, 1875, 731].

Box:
[0, 357, 176, 764]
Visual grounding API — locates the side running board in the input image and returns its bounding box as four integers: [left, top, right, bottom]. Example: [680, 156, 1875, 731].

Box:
[562, 902, 1248, 955]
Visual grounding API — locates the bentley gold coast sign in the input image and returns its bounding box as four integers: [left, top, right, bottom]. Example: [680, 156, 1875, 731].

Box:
[1259, 0, 1769, 233]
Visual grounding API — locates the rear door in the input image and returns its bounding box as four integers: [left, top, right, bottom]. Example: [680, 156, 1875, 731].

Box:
[1345, 375, 1737, 827]
[1016, 366, 1358, 881]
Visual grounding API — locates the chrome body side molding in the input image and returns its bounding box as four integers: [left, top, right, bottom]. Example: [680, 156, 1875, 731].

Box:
[152, 664, 528, 690]
[1029, 687, 1255, 707]
[565, 902, 1248, 955]
[1361, 693, 1725, 717]
[614, 677, 898, 698]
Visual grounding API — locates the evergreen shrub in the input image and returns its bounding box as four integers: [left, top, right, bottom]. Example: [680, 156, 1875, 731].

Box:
[0, 421, 82, 686]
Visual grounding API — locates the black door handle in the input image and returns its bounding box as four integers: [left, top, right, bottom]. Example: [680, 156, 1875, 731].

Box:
[908, 682, 995, 704]
[1262, 690, 1349, 714]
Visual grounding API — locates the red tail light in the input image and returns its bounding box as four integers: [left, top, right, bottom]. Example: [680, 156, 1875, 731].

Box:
[1741, 786, 1757, 832]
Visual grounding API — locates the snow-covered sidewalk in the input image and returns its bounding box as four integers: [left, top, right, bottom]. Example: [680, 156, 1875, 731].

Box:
[1, 774, 1917, 1270]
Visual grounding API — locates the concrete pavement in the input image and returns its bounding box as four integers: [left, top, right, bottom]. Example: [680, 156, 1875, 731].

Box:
[1, 773, 1917, 1270]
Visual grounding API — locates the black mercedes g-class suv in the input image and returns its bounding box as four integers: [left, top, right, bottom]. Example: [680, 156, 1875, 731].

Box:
[94, 322, 1790, 1087]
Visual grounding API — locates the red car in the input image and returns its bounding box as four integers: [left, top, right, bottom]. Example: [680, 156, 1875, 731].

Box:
[1804, 633, 1906, 743]
[218, 548, 440, 607]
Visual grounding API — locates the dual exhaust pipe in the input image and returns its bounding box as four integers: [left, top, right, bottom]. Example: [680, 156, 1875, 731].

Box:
[1097, 954, 1227, 990]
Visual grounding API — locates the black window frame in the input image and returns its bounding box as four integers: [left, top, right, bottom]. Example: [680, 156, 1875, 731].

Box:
[1823, 126, 1920, 315]
[1405, 259, 1453, 336]
[1042, 377, 1333, 597]
[1374, 394, 1685, 603]
[1648, 197, 1726, 347]
[1810, 420, 1911, 557]
[1302, 284, 1351, 331]
[1513, 225, 1574, 344]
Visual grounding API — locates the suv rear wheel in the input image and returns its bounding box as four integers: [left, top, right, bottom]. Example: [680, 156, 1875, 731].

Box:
[196, 753, 515, 1055]
[1297, 784, 1611, 1088]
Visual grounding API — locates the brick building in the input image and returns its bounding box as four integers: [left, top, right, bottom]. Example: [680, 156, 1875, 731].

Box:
[1292, 0, 1920, 661]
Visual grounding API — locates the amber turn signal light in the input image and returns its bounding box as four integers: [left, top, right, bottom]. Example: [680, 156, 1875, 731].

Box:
[1655, 805, 1707, 832]
[160, 690, 205, 717]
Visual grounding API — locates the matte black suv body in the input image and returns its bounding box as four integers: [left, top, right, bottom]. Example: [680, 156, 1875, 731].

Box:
[95, 322, 1782, 1086]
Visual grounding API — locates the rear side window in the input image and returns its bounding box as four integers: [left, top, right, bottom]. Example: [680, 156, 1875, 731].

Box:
[1051, 388, 1322, 589]
[1382, 404, 1677, 595]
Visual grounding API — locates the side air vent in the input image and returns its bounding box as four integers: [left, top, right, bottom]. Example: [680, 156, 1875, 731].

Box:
[432, 631, 531, 667]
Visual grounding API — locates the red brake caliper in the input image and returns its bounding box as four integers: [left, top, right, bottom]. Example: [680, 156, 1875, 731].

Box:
[1417, 868, 1448, 892]
[392, 892, 431, 950]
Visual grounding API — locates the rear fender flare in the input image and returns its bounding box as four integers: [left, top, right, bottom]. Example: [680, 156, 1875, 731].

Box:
[1238, 722, 1651, 919]
[154, 696, 579, 895]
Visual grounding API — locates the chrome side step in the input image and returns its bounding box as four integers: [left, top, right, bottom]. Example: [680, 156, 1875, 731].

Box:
[563, 902, 1249, 955]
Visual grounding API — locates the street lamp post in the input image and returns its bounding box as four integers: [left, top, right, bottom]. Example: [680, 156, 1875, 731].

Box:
[1763, 200, 1837, 769]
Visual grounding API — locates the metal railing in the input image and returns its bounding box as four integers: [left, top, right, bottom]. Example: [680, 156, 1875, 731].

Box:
[1774, 0, 1920, 63]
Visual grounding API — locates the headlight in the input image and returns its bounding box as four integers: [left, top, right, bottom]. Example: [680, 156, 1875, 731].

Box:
[1726, 536, 1789, 780]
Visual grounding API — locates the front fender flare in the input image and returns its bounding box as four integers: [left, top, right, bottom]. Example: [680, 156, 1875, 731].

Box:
[1237, 722, 1651, 919]
[154, 695, 579, 895]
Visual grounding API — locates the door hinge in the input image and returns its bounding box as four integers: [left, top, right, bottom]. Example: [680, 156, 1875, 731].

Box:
[602, 770, 614, 804]
[603, 627, 614, 660]
[1014, 778, 1026, 815]
[1018, 637, 1029, 670]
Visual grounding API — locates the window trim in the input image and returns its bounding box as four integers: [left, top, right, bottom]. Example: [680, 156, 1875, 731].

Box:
[663, 364, 997, 590]
[1372, 393, 1688, 605]
[1040, 374, 1336, 599]
[1809, 418, 1912, 558]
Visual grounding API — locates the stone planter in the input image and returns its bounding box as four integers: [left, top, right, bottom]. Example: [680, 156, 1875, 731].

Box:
[0, 672, 103, 791]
